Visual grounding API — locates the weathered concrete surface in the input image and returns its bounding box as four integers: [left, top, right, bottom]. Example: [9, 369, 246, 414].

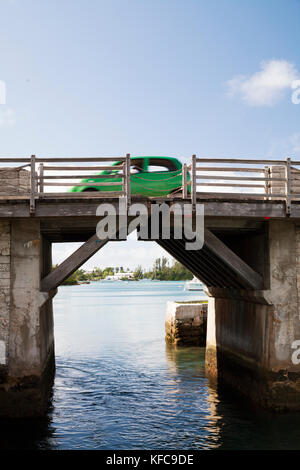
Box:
[206, 220, 300, 410]
[0, 221, 11, 384]
[0, 219, 55, 417]
[165, 301, 207, 346]
[0, 167, 31, 195]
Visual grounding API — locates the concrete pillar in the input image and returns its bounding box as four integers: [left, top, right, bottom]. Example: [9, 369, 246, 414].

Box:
[0, 219, 55, 417]
[0, 167, 31, 196]
[206, 220, 300, 410]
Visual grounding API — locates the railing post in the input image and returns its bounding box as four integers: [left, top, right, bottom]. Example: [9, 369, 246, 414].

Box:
[191, 154, 196, 206]
[285, 157, 291, 215]
[125, 153, 131, 208]
[39, 163, 44, 195]
[182, 163, 188, 199]
[264, 165, 270, 200]
[30, 154, 36, 214]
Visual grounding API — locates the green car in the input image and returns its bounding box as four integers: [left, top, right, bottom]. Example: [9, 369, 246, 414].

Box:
[70, 156, 189, 197]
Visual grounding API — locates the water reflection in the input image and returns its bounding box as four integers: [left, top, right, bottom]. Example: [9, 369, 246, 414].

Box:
[1, 281, 300, 449]
[165, 342, 300, 450]
[165, 344, 222, 449]
[0, 416, 56, 450]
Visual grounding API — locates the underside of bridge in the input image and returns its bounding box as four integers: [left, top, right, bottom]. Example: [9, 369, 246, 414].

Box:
[158, 220, 300, 410]
[0, 209, 300, 415]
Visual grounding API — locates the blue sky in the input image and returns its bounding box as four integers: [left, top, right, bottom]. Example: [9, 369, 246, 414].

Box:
[1, 0, 300, 269]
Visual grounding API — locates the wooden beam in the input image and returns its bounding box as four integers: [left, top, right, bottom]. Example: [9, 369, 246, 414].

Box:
[35, 157, 126, 162]
[40, 221, 136, 291]
[204, 228, 264, 290]
[30, 155, 36, 214]
[40, 234, 108, 292]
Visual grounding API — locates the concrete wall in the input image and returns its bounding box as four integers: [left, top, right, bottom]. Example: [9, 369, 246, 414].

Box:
[269, 165, 300, 197]
[165, 301, 207, 346]
[206, 220, 300, 410]
[0, 219, 55, 417]
[0, 221, 11, 380]
[0, 168, 31, 195]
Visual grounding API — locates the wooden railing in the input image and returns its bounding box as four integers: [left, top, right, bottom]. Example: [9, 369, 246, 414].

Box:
[183, 156, 300, 214]
[0, 155, 131, 213]
[1, 155, 300, 215]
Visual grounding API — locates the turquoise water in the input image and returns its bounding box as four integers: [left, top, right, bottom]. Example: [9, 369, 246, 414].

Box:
[1, 280, 300, 450]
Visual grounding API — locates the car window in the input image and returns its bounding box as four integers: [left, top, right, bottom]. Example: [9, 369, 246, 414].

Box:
[148, 158, 178, 172]
[102, 160, 144, 175]
[130, 159, 144, 174]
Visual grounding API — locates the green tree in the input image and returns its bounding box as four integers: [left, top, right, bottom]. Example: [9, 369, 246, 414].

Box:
[133, 265, 143, 280]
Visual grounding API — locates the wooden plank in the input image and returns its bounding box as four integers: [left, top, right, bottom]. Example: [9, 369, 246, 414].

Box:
[264, 166, 270, 196]
[30, 155, 36, 214]
[195, 158, 285, 164]
[125, 153, 131, 206]
[195, 167, 265, 172]
[38, 173, 124, 179]
[195, 191, 284, 199]
[0, 199, 288, 219]
[42, 165, 123, 171]
[0, 195, 30, 200]
[195, 183, 265, 188]
[0, 158, 30, 163]
[204, 228, 264, 289]
[35, 157, 126, 162]
[182, 163, 188, 199]
[34, 200, 287, 219]
[40, 235, 108, 291]
[285, 158, 291, 215]
[39, 163, 44, 194]
[191, 154, 196, 206]
[195, 175, 285, 181]
[39, 191, 125, 197]
[42, 181, 123, 187]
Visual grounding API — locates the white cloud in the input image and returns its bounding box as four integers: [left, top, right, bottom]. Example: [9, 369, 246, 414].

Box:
[227, 59, 300, 106]
[0, 108, 15, 126]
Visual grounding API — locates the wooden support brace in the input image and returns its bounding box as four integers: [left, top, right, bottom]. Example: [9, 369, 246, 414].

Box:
[204, 228, 264, 290]
[40, 235, 108, 292]
[41, 223, 136, 292]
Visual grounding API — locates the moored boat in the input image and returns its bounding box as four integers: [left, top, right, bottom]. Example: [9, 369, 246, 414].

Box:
[185, 277, 203, 291]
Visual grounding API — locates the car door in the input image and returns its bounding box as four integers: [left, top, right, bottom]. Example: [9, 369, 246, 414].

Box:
[132, 158, 182, 196]
[129, 158, 149, 195]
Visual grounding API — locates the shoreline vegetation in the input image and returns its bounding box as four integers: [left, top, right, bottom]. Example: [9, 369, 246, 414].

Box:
[53, 257, 194, 286]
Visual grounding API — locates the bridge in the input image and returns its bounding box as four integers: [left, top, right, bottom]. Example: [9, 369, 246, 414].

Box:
[0, 154, 300, 416]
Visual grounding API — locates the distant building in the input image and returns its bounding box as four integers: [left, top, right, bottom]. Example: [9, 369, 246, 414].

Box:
[105, 272, 135, 280]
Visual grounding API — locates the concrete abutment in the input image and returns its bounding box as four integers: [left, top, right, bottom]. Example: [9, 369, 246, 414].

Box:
[205, 220, 300, 410]
[0, 219, 55, 417]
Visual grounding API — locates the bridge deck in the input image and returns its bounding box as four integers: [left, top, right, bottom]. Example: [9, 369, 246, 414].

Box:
[1, 155, 300, 219]
[0, 196, 296, 218]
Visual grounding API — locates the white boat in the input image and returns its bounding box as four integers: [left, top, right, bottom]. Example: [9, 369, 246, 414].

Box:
[185, 277, 203, 291]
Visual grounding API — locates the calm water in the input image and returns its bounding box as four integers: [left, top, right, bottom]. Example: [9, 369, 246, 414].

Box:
[1, 280, 300, 450]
